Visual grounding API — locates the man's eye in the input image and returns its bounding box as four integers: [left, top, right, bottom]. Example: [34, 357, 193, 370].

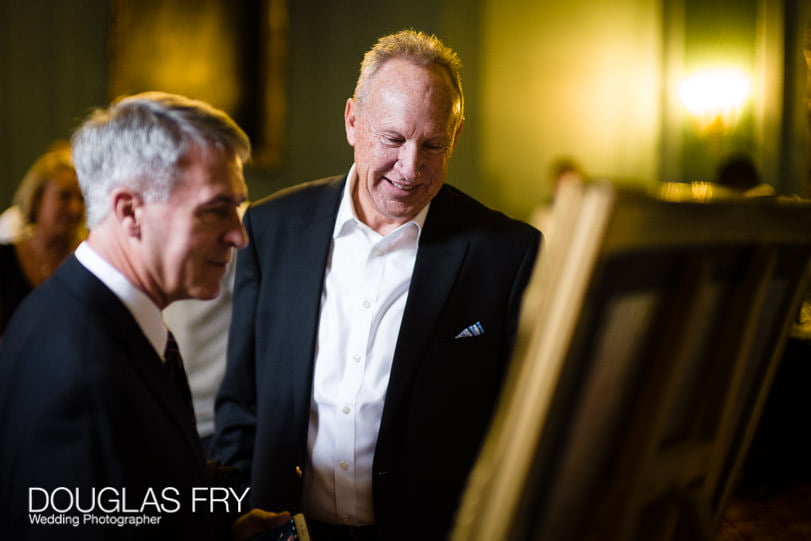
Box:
[198, 206, 234, 224]
[382, 135, 403, 145]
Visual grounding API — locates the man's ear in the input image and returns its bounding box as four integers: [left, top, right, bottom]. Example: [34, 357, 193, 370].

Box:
[451, 118, 464, 152]
[345, 97, 358, 147]
[111, 189, 142, 238]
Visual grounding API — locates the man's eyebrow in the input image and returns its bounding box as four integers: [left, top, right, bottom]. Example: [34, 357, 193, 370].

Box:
[202, 194, 246, 206]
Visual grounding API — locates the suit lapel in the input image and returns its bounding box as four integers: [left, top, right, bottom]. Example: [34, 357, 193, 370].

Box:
[282, 177, 346, 417]
[378, 187, 469, 442]
[129, 335, 207, 466]
[57, 257, 206, 467]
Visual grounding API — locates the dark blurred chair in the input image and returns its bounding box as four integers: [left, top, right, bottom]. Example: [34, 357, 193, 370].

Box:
[452, 181, 811, 541]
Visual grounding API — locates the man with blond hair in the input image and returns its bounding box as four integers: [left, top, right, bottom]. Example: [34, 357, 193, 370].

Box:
[214, 31, 540, 540]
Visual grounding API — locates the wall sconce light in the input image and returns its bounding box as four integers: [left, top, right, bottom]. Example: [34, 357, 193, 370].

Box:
[678, 68, 751, 134]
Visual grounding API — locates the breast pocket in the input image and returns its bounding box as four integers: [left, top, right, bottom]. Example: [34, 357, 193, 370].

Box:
[423, 333, 501, 387]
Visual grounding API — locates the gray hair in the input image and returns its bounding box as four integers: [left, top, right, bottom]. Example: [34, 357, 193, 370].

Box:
[353, 29, 464, 126]
[71, 91, 251, 227]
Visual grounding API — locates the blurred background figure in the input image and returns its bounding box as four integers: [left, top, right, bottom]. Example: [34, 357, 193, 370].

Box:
[715, 153, 775, 197]
[530, 157, 585, 236]
[0, 141, 85, 336]
[0, 205, 23, 243]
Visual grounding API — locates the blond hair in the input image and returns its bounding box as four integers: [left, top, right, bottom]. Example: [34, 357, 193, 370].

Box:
[353, 29, 464, 125]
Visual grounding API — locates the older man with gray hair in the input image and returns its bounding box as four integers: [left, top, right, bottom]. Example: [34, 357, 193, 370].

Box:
[0, 92, 289, 540]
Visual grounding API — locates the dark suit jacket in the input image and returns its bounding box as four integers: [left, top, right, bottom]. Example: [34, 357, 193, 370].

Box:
[213, 176, 541, 539]
[0, 256, 219, 540]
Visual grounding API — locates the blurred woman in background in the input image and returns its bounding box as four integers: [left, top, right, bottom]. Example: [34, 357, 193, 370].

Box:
[0, 141, 85, 336]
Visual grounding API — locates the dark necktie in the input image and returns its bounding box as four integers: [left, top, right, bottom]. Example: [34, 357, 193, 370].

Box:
[164, 330, 193, 412]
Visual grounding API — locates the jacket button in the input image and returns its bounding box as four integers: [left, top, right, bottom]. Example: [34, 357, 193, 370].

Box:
[295, 466, 303, 478]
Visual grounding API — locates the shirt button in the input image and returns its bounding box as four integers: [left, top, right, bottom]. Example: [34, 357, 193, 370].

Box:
[362, 299, 371, 309]
[340, 461, 349, 471]
[353, 354, 361, 363]
[374, 248, 384, 256]
[342, 406, 351, 415]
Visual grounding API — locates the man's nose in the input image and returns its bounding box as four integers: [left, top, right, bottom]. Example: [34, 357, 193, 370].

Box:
[225, 215, 248, 249]
[397, 143, 423, 180]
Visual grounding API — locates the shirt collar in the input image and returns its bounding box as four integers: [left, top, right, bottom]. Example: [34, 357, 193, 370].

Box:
[74, 241, 167, 357]
[333, 163, 430, 240]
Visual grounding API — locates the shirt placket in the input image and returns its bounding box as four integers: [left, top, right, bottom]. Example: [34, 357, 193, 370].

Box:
[333, 233, 386, 521]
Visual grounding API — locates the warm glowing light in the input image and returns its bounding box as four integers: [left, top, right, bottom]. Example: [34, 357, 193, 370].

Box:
[678, 69, 751, 119]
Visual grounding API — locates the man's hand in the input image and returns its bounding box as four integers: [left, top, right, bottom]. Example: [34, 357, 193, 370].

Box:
[230, 508, 292, 541]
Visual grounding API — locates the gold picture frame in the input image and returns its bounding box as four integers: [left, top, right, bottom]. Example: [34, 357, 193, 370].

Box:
[109, 0, 287, 169]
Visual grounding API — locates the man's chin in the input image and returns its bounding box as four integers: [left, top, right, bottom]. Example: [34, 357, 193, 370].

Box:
[196, 287, 221, 301]
[186, 282, 221, 302]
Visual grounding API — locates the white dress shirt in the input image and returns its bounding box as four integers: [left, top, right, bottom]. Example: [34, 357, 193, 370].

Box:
[301, 166, 428, 525]
[75, 241, 167, 358]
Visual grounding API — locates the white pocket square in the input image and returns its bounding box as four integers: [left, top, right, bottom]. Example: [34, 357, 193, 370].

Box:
[455, 321, 484, 338]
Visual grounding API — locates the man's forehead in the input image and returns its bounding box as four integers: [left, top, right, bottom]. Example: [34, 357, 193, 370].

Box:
[176, 150, 247, 198]
[372, 59, 458, 99]
[364, 61, 460, 127]
[203, 171, 247, 201]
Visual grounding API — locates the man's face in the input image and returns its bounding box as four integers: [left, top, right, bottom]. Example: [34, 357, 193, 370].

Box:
[345, 58, 463, 234]
[138, 145, 248, 306]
